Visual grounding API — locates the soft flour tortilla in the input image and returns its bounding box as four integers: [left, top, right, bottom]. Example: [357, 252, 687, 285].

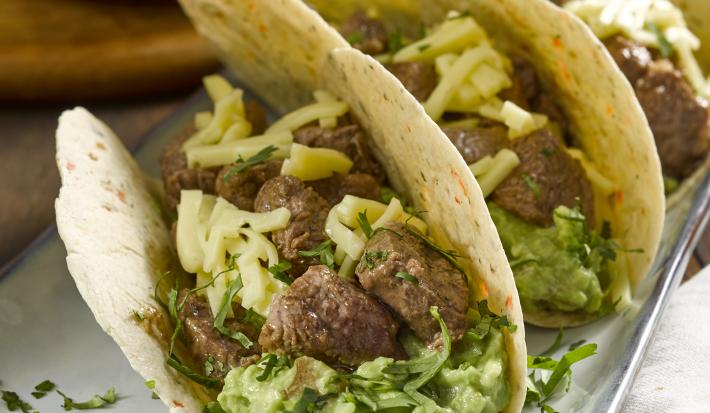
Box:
[304, 0, 665, 326]
[56, 4, 528, 413]
[55, 108, 208, 412]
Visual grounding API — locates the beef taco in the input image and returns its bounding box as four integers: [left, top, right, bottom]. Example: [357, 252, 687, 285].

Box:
[295, 0, 665, 327]
[558, 0, 710, 207]
[55, 3, 527, 412]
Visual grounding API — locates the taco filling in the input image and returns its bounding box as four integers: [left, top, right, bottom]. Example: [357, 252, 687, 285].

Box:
[337, 10, 631, 317]
[153, 75, 515, 412]
[561, 0, 710, 191]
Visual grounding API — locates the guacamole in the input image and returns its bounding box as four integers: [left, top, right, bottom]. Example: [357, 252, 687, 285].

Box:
[217, 327, 509, 413]
[488, 202, 613, 314]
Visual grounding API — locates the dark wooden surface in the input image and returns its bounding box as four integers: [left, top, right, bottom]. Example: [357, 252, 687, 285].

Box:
[0, 97, 708, 280]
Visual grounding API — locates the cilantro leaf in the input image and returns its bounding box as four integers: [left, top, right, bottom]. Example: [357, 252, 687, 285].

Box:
[255, 354, 291, 382]
[522, 173, 542, 200]
[167, 356, 221, 389]
[403, 225, 466, 274]
[268, 261, 293, 285]
[241, 307, 266, 331]
[540, 328, 564, 357]
[357, 210, 374, 239]
[222, 145, 278, 181]
[31, 379, 55, 399]
[387, 30, 403, 54]
[57, 387, 117, 411]
[346, 32, 364, 45]
[395, 271, 419, 284]
[203, 401, 227, 413]
[363, 250, 389, 269]
[1, 390, 34, 413]
[648, 22, 673, 58]
[144, 380, 159, 400]
[543, 343, 597, 395]
[298, 240, 335, 268]
[214, 276, 253, 349]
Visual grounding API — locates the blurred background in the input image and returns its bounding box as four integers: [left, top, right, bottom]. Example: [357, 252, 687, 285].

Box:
[0, 0, 708, 277]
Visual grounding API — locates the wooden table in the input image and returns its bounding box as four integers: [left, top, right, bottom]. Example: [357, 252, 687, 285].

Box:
[1, 97, 708, 281]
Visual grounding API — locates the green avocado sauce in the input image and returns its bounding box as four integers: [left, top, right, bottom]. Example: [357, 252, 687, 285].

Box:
[217, 326, 509, 413]
[488, 202, 615, 314]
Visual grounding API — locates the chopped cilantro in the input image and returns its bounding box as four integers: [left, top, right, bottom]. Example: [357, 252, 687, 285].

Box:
[568, 340, 587, 351]
[298, 240, 335, 268]
[465, 300, 516, 340]
[403, 225, 466, 274]
[522, 173, 542, 200]
[285, 388, 333, 413]
[346, 31, 363, 45]
[255, 354, 291, 382]
[30, 379, 56, 399]
[214, 276, 253, 349]
[268, 261, 294, 285]
[241, 307, 266, 331]
[540, 328, 564, 357]
[131, 310, 145, 322]
[663, 175, 679, 195]
[387, 30, 403, 54]
[167, 356, 221, 389]
[203, 401, 227, 413]
[57, 387, 117, 411]
[222, 145, 278, 181]
[357, 210, 374, 239]
[144, 380, 159, 400]
[1, 390, 34, 413]
[395, 271, 418, 284]
[648, 22, 673, 58]
[363, 250, 389, 269]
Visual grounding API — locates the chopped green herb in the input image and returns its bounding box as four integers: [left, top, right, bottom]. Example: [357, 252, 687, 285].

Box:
[189, 254, 239, 297]
[465, 300, 516, 340]
[203, 401, 227, 413]
[404, 225, 466, 274]
[540, 328, 564, 357]
[526, 343, 597, 407]
[568, 340, 587, 351]
[144, 380, 159, 400]
[57, 387, 117, 411]
[214, 276, 253, 349]
[285, 388, 330, 413]
[346, 31, 363, 45]
[167, 356, 221, 389]
[1, 390, 34, 413]
[222, 145, 278, 181]
[541, 147, 555, 157]
[131, 309, 145, 322]
[241, 307, 266, 331]
[268, 261, 293, 285]
[663, 175, 679, 195]
[167, 287, 183, 356]
[204, 356, 215, 376]
[395, 271, 418, 284]
[387, 30, 403, 54]
[648, 22, 674, 58]
[522, 173, 542, 200]
[363, 250, 389, 269]
[255, 354, 291, 382]
[542, 404, 560, 413]
[597, 296, 621, 317]
[357, 210, 374, 239]
[30, 379, 56, 399]
[298, 240, 335, 268]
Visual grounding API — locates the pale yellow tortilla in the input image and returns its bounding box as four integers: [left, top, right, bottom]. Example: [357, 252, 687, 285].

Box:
[307, 0, 665, 327]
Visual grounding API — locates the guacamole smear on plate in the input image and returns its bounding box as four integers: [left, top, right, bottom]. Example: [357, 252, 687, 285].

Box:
[489, 203, 617, 314]
[217, 307, 510, 413]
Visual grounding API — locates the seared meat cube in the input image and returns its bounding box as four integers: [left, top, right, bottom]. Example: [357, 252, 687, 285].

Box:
[245, 100, 268, 135]
[215, 159, 283, 211]
[604, 36, 652, 85]
[635, 61, 710, 179]
[386, 62, 438, 101]
[355, 222, 469, 347]
[160, 129, 218, 211]
[499, 56, 539, 109]
[340, 10, 389, 55]
[308, 173, 381, 205]
[178, 290, 260, 379]
[259, 265, 404, 366]
[254, 175, 330, 276]
[442, 123, 509, 164]
[492, 128, 595, 226]
[294, 124, 385, 182]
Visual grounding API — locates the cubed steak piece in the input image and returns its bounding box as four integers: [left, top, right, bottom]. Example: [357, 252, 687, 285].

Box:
[178, 290, 261, 380]
[386, 62, 438, 101]
[604, 36, 652, 85]
[442, 123, 510, 164]
[308, 173, 381, 205]
[634, 61, 710, 179]
[492, 128, 594, 226]
[355, 222, 469, 347]
[259, 265, 404, 366]
[294, 124, 385, 182]
[215, 159, 283, 211]
[339, 10, 389, 55]
[254, 175, 330, 276]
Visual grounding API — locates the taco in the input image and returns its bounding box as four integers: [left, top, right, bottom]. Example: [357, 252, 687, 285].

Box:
[55, 3, 527, 413]
[292, 0, 665, 327]
[557, 0, 710, 207]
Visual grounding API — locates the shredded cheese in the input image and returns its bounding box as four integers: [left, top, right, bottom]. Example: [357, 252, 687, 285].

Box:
[281, 143, 353, 181]
[469, 149, 521, 197]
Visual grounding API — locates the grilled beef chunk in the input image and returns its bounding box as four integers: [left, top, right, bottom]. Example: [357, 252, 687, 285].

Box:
[215, 159, 283, 211]
[245, 100, 268, 135]
[604, 36, 652, 85]
[442, 123, 510, 164]
[160, 130, 218, 211]
[492, 128, 595, 226]
[499, 57, 539, 109]
[259, 265, 405, 365]
[178, 290, 260, 379]
[355, 222, 469, 347]
[386, 62, 438, 101]
[635, 61, 710, 179]
[254, 175, 330, 276]
[294, 124, 386, 182]
[339, 10, 389, 55]
[308, 173, 381, 205]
